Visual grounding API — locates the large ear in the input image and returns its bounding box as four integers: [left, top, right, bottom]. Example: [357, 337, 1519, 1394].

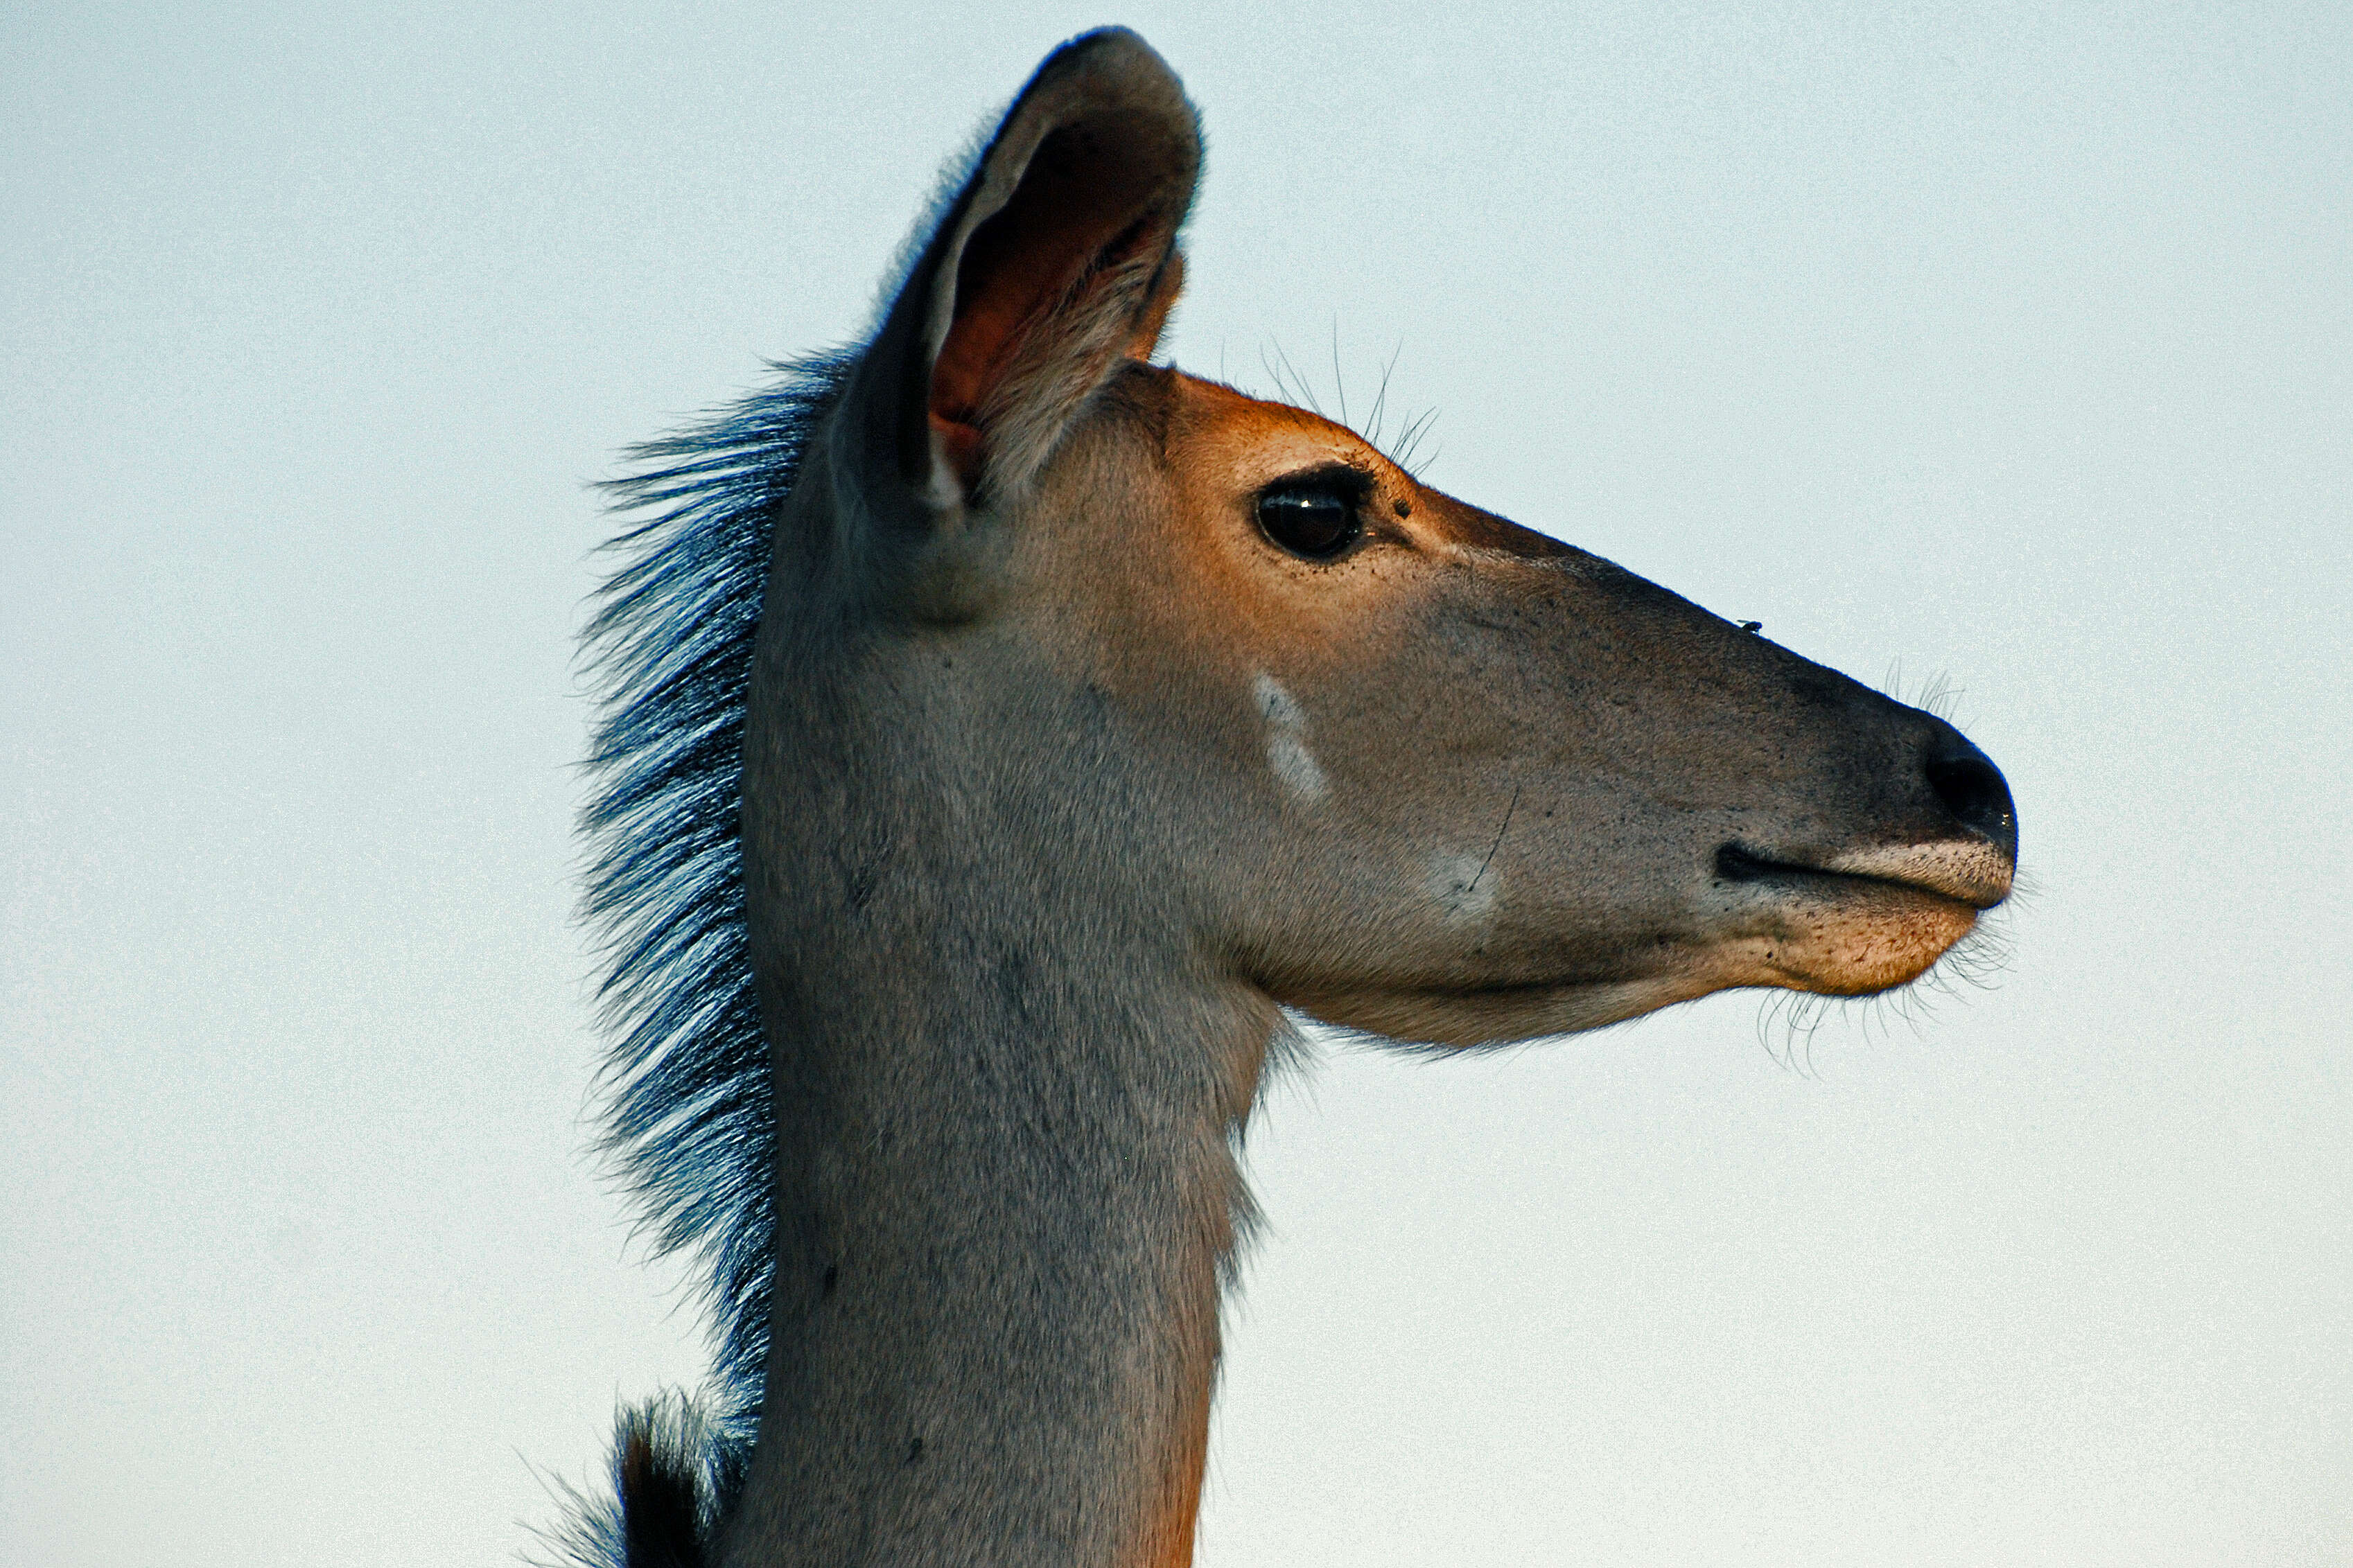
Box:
[844, 28, 1199, 517]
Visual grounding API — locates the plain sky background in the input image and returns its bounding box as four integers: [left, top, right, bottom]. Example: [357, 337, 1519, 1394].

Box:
[5, 3, 2348, 1565]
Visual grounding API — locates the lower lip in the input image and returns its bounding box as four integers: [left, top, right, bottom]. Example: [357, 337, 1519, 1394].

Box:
[1715, 843, 1991, 911]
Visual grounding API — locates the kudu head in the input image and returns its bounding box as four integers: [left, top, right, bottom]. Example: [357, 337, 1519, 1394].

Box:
[794, 27, 2016, 1049]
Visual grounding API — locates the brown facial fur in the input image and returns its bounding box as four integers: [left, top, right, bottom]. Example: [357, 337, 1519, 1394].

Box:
[993, 364, 2009, 1048]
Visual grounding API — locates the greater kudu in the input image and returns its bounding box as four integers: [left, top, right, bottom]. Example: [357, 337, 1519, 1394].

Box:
[564, 28, 2017, 1568]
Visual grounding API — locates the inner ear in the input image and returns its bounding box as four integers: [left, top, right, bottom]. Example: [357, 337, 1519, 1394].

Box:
[927, 119, 1186, 497]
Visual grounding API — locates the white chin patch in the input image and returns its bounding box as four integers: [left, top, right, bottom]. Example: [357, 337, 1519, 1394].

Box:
[1252, 673, 1329, 804]
[1427, 849, 1501, 924]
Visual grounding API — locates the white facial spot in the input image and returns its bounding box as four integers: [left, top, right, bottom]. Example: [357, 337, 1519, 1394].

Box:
[1251, 672, 1328, 803]
[1251, 671, 1302, 727]
[1428, 849, 1501, 924]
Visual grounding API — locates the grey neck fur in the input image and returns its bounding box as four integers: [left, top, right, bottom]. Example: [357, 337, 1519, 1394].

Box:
[710, 440, 1277, 1567]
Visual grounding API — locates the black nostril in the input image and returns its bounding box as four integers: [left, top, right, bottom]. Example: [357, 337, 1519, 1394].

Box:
[1925, 746, 2018, 861]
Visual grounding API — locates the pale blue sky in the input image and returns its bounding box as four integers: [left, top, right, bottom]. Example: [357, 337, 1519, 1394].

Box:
[5, 4, 2347, 1564]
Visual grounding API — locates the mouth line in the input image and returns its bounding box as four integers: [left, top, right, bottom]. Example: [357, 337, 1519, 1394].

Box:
[1715, 842, 1999, 910]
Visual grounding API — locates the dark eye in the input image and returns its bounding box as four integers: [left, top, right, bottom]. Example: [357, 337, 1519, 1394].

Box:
[1256, 479, 1364, 560]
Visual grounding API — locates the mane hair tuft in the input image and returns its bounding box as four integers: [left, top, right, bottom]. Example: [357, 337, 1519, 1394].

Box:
[564, 351, 853, 1559]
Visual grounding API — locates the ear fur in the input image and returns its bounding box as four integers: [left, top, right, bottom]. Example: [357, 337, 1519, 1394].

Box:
[837, 29, 1199, 527]
[1123, 247, 1187, 362]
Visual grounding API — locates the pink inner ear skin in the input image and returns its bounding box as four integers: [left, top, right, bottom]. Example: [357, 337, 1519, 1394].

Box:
[927, 413, 983, 486]
[927, 119, 1173, 487]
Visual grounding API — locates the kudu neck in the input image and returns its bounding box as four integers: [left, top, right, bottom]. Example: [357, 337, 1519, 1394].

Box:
[726, 611, 1272, 1568]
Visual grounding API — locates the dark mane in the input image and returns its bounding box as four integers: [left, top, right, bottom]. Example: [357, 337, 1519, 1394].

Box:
[542, 84, 1006, 1567]
[554, 351, 852, 1564]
